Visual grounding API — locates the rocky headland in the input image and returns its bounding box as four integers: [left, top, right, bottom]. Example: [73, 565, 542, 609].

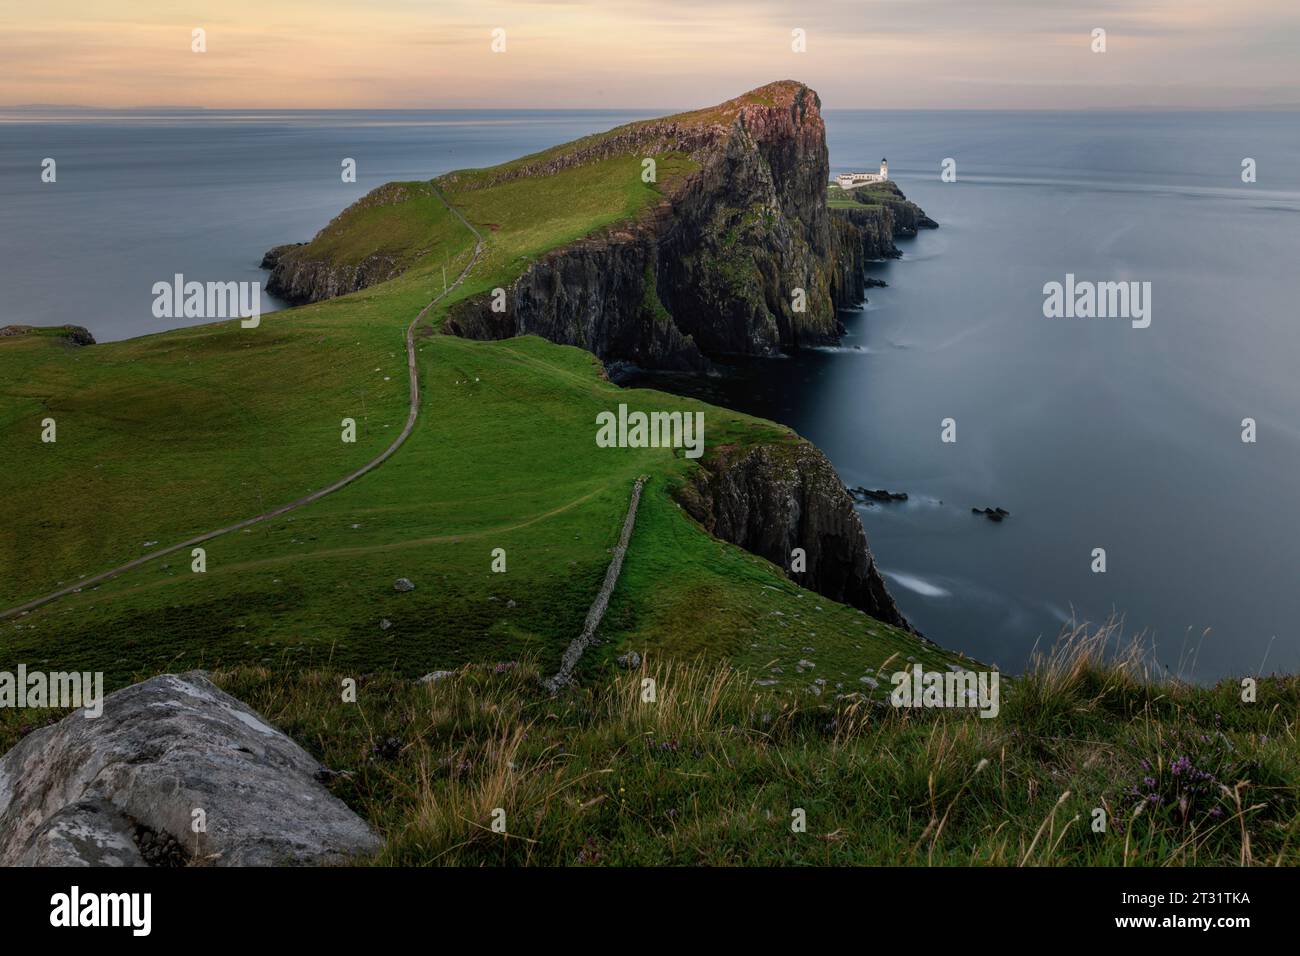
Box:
[261, 80, 934, 631]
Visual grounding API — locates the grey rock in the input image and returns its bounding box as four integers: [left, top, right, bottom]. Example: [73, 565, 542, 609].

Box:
[0, 671, 381, 867]
[16, 800, 147, 867]
[393, 577, 415, 592]
[678, 441, 912, 631]
[859, 675, 880, 689]
[379, 618, 393, 631]
[616, 651, 642, 670]
[417, 670, 456, 684]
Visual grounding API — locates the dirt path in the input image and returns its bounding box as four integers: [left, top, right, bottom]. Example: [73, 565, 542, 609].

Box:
[1, 186, 484, 622]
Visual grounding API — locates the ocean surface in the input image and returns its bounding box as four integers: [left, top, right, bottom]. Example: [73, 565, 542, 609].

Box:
[3, 107, 1297, 680]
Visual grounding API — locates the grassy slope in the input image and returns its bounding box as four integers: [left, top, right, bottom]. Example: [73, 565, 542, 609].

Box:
[2, 88, 1294, 868]
[0, 111, 941, 697]
[827, 183, 885, 210]
[0, 197, 474, 607]
[288, 181, 448, 267]
[195, 641, 1296, 865]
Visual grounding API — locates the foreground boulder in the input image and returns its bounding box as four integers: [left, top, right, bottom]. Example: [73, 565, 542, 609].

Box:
[0, 671, 381, 866]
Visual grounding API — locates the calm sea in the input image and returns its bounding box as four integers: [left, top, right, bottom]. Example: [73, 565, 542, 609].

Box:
[3, 107, 1297, 679]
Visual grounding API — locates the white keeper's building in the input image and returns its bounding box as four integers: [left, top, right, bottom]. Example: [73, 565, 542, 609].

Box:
[836, 158, 888, 189]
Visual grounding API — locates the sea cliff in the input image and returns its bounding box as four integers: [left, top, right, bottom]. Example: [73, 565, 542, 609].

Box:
[260, 81, 934, 629]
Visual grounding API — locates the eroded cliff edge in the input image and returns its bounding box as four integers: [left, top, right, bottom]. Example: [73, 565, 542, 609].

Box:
[439, 81, 935, 371]
[674, 439, 912, 631]
[263, 182, 443, 305]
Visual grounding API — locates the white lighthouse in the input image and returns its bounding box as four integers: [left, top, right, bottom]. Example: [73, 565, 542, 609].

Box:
[834, 158, 891, 191]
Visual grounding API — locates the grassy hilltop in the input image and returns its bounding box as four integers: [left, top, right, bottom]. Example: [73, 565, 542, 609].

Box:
[1, 83, 1296, 866]
[0, 84, 948, 690]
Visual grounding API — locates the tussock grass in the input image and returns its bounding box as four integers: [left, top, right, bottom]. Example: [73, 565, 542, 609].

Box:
[170, 624, 1300, 866]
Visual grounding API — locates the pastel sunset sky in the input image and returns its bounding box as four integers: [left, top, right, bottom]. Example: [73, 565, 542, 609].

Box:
[2, 0, 1298, 109]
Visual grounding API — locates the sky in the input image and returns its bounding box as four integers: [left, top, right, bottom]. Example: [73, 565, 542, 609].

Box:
[1, 0, 1298, 110]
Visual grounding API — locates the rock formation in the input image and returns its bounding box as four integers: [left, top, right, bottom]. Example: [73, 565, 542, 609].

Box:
[440, 80, 934, 370]
[675, 439, 911, 630]
[0, 671, 381, 866]
[263, 182, 435, 304]
[0, 324, 95, 346]
[257, 80, 933, 633]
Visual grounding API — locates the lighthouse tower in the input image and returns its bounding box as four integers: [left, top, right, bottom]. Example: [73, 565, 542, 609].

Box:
[880, 158, 888, 180]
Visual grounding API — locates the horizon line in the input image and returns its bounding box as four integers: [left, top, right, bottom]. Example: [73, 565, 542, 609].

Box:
[5, 103, 1300, 114]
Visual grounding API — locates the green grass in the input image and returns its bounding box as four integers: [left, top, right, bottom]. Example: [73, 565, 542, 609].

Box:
[0, 117, 933, 696]
[438, 80, 799, 191]
[1, 86, 1293, 869]
[4, 628, 1274, 867]
[827, 183, 885, 210]
[283, 181, 450, 268]
[0, 276, 436, 607]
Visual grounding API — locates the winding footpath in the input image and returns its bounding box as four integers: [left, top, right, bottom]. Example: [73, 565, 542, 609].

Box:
[1, 186, 484, 622]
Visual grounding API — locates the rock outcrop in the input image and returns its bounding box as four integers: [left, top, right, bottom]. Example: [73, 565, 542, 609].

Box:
[0, 324, 95, 346]
[263, 182, 434, 305]
[441, 81, 934, 371]
[254, 81, 932, 636]
[0, 671, 381, 866]
[674, 439, 911, 630]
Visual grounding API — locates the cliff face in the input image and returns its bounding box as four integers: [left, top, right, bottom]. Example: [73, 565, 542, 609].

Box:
[262, 183, 435, 305]
[675, 439, 911, 630]
[442, 81, 933, 370]
[263, 243, 409, 304]
[439, 84, 926, 629]
[257, 81, 930, 635]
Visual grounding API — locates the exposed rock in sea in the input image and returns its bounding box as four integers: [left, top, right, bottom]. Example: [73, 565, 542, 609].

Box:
[0, 671, 381, 866]
[850, 487, 909, 503]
